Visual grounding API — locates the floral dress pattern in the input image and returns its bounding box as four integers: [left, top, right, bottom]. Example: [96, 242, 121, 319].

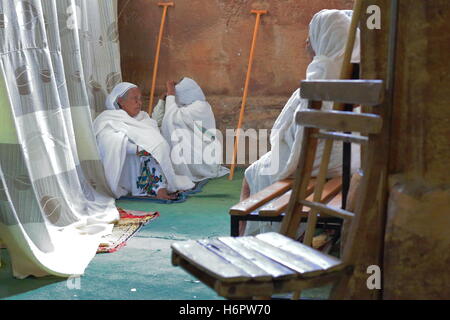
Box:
[136, 150, 166, 196]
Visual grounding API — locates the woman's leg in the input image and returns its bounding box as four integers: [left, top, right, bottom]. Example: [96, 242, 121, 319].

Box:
[240, 178, 251, 201]
[156, 188, 178, 200]
[137, 155, 177, 200]
[148, 157, 178, 200]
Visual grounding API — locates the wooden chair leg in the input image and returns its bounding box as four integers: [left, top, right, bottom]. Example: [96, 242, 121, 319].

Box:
[230, 216, 240, 236]
[329, 274, 351, 300]
[292, 291, 301, 300]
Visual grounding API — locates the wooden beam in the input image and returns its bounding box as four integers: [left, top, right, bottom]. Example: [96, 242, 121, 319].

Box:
[313, 132, 369, 144]
[296, 110, 383, 134]
[300, 200, 355, 220]
[300, 80, 384, 106]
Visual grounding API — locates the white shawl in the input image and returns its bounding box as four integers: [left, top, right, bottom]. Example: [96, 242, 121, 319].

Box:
[93, 109, 194, 197]
[161, 79, 229, 181]
[244, 9, 361, 235]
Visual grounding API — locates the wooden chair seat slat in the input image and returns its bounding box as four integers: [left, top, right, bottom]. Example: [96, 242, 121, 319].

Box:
[229, 179, 293, 215]
[309, 177, 342, 204]
[326, 192, 343, 208]
[197, 239, 273, 281]
[258, 190, 292, 216]
[255, 233, 343, 272]
[259, 177, 341, 216]
[171, 240, 252, 282]
[234, 237, 327, 277]
[218, 237, 297, 279]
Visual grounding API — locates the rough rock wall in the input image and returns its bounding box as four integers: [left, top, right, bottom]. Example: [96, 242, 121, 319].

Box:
[118, 0, 353, 138]
[357, 0, 450, 300]
[382, 0, 450, 299]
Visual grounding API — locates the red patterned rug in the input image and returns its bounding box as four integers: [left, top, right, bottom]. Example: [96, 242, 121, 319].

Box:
[97, 207, 159, 254]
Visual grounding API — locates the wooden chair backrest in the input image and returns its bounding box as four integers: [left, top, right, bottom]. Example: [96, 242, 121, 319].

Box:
[279, 79, 384, 265]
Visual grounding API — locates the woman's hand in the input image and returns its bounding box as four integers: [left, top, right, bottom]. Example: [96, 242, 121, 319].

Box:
[159, 92, 167, 101]
[166, 80, 176, 96]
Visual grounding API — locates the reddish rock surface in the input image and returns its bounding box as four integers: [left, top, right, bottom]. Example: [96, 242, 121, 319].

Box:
[118, 0, 353, 142]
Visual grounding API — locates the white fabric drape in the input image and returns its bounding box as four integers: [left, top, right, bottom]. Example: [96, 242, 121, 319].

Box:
[76, 0, 122, 116]
[244, 9, 361, 235]
[0, 0, 121, 278]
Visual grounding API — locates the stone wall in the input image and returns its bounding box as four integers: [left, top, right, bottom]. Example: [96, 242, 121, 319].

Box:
[118, 0, 353, 140]
[351, 0, 450, 299]
[382, 0, 450, 299]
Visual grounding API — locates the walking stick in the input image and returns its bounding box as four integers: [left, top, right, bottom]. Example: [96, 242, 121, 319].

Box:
[229, 10, 267, 180]
[147, 2, 174, 115]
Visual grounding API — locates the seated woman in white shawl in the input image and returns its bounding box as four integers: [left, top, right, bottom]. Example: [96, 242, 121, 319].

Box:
[153, 78, 229, 182]
[93, 83, 195, 200]
[241, 9, 361, 236]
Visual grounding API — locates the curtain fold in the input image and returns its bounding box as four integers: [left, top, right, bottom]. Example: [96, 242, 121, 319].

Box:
[0, 0, 122, 278]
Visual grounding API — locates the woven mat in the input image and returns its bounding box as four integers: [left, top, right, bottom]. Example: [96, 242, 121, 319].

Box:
[97, 207, 159, 254]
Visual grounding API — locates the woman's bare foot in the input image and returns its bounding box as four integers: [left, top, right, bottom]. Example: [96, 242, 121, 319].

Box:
[156, 188, 178, 200]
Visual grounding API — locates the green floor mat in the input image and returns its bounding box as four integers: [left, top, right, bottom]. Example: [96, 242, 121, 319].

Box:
[0, 168, 329, 300]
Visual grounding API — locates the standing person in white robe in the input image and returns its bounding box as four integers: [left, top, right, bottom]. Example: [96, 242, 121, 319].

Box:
[155, 78, 229, 182]
[93, 82, 194, 200]
[241, 9, 361, 236]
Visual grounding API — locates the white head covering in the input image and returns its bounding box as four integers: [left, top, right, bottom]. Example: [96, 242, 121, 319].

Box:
[105, 82, 138, 110]
[244, 9, 362, 235]
[304, 10, 361, 81]
[273, 9, 361, 179]
[308, 9, 360, 66]
[175, 77, 206, 106]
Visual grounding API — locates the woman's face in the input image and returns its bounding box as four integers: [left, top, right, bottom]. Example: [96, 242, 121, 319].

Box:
[118, 87, 142, 117]
[305, 37, 315, 60]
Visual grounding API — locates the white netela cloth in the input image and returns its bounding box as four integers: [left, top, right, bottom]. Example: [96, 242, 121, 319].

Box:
[244, 9, 361, 235]
[93, 108, 194, 197]
[160, 78, 229, 182]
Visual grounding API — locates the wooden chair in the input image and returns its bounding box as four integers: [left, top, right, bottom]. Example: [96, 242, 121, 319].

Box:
[229, 177, 343, 238]
[229, 64, 361, 239]
[171, 79, 384, 299]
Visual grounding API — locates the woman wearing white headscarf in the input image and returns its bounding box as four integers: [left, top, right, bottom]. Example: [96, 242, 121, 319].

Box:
[93, 82, 194, 200]
[241, 9, 361, 236]
[156, 78, 229, 182]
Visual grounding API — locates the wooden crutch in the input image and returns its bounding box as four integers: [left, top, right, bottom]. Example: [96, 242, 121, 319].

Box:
[229, 10, 268, 180]
[147, 2, 174, 115]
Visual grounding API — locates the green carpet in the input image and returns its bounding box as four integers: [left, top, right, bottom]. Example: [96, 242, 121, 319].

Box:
[0, 168, 330, 300]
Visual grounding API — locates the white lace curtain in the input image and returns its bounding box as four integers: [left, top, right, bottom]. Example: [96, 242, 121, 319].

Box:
[0, 0, 122, 278]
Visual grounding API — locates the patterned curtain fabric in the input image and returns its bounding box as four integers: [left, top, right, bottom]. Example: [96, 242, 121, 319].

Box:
[0, 0, 121, 278]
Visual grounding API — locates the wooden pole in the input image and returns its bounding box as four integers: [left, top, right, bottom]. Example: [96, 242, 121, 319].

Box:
[229, 10, 267, 180]
[147, 2, 174, 115]
[337, 0, 363, 84]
